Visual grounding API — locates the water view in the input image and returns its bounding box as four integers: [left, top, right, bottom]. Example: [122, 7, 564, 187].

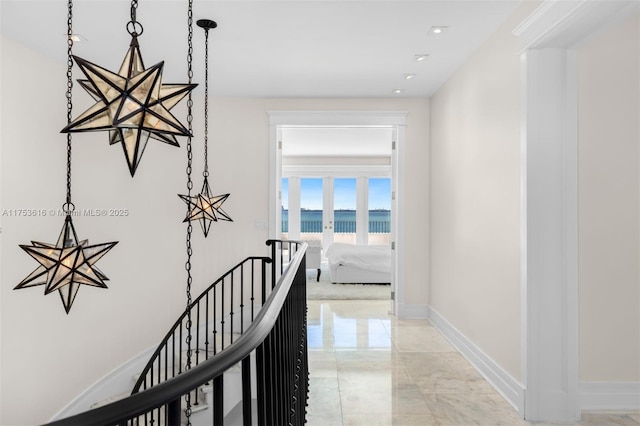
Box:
[282, 209, 390, 233]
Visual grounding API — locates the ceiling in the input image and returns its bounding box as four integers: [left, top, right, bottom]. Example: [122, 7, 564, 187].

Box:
[1, 0, 523, 98]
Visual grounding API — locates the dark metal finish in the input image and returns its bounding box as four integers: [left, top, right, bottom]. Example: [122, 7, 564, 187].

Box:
[45, 240, 308, 426]
[197, 19, 218, 29]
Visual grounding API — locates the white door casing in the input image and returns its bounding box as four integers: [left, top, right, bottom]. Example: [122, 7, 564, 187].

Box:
[268, 111, 408, 317]
[513, 0, 639, 421]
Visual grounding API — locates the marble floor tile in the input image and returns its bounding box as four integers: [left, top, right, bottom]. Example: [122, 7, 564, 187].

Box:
[390, 325, 457, 353]
[578, 412, 640, 426]
[306, 377, 343, 426]
[305, 300, 636, 426]
[401, 352, 495, 394]
[424, 392, 526, 426]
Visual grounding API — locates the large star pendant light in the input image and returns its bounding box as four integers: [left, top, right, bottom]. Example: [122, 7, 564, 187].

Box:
[16, 216, 118, 314]
[61, 35, 196, 176]
[179, 177, 232, 237]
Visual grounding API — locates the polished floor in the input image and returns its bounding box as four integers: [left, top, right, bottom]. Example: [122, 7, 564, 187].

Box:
[305, 300, 640, 426]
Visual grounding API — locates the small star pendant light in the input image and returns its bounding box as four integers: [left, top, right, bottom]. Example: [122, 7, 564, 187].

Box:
[17, 215, 117, 313]
[16, 0, 117, 314]
[179, 19, 232, 237]
[61, 0, 196, 176]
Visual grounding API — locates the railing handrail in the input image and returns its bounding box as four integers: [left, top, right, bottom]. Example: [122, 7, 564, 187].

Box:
[46, 244, 307, 426]
[130, 255, 272, 394]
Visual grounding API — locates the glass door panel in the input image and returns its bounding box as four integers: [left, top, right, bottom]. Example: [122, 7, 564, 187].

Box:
[300, 178, 323, 242]
[368, 178, 391, 245]
[333, 178, 357, 245]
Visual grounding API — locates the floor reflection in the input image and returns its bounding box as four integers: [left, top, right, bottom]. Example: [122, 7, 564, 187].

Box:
[305, 300, 640, 426]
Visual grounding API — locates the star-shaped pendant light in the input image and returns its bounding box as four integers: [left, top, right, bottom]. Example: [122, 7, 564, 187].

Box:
[16, 216, 118, 313]
[178, 19, 232, 237]
[16, 0, 118, 314]
[179, 177, 232, 237]
[61, 24, 196, 176]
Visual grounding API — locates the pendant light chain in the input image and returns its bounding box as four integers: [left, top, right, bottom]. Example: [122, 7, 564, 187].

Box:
[127, 0, 143, 36]
[184, 0, 194, 423]
[130, 0, 138, 23]
[64, 0, 74, 214]
[203, 27, 209, 177]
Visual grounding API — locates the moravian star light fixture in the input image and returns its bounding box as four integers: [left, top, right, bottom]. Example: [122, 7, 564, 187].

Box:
[178, 19, 232, 237]
[16, 0, 118, 314]
[61, 0, 196, 176]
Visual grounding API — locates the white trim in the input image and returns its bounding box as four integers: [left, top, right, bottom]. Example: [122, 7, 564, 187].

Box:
[268, 110, 408, 317]
[268, 111, 408, 127]
[513, 0, 639, 52]
[397, 304, 429, 319]
[513, 1, 639, 421]
[427, 306, 526, 418]
[580, 382, 640, 411]
[282, 164, 391, 178]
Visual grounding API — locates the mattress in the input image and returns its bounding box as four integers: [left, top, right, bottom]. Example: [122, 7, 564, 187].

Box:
[325, 243, 391, 284]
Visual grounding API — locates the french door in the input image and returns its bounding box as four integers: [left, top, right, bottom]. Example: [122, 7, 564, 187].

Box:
[283, 176, 390, 249]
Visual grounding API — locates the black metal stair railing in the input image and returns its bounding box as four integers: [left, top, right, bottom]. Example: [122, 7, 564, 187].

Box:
[45, 239, 308, 426]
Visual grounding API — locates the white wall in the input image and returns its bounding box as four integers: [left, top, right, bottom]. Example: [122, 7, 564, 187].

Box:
[577, 12, 640, 383]
[0, 36, 429, 424]
[429, 1, 540, 382]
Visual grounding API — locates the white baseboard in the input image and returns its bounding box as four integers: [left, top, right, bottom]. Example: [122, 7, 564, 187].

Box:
[426, 305, 526, 417]
[397, 303, 429, 319]
[580, 382, 640, 411]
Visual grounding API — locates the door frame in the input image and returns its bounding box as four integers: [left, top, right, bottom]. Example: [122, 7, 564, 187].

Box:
[268, 111, 407, 316]
[513, 0, 638, 421]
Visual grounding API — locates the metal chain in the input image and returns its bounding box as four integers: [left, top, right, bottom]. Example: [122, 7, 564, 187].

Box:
[64, 0, 74, 214]
[203, 27, 209, 176]
[184, 0, 194, 423]
[127, 0, 143, 36]
[130, 0, 138, 24]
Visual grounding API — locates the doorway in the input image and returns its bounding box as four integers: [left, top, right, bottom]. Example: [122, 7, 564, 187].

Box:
[268, 111, 407, 315]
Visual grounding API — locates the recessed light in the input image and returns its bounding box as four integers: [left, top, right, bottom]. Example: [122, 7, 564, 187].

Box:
[428, 26, 448, 35]
[403, 74, 416, 80]
[392, 89, 405, 94]
[414, 54, 429, 62]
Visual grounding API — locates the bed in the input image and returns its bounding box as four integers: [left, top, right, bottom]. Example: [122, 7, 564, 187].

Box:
[324, 243, 391, 284]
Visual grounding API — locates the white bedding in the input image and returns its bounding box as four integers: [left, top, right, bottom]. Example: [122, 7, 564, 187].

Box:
[325, 243, 391, 272]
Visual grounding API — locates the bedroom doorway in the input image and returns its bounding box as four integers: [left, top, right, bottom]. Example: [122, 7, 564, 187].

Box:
[268, 111, 407, 316]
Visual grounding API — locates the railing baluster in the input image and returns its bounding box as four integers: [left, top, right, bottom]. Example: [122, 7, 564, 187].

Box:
[167, 398, 181, 426]
[240, 264, 245, 334]
[205, 292, 210, 361]
[221, 277, 225, 350]
[256, 343, 266, 424]
[196, 300, 201, 367]
[213, 284, 218, 355]
[230, 270, 234, 344]
[241, 355, 252, 426]
[213, 374, 224, 425]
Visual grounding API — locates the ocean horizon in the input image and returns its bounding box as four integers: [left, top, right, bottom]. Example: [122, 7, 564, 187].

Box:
[282, 209, 390, 233]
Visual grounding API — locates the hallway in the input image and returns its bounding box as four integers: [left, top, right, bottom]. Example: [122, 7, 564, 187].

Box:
[305, 300, 640, 426]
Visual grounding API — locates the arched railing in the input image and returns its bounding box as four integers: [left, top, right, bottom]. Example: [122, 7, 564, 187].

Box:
[46, 240, 308, 426]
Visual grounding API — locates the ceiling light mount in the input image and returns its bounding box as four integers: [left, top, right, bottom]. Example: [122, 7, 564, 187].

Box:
[414, 54, 429, 62]
[197, 19, 218, 30]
